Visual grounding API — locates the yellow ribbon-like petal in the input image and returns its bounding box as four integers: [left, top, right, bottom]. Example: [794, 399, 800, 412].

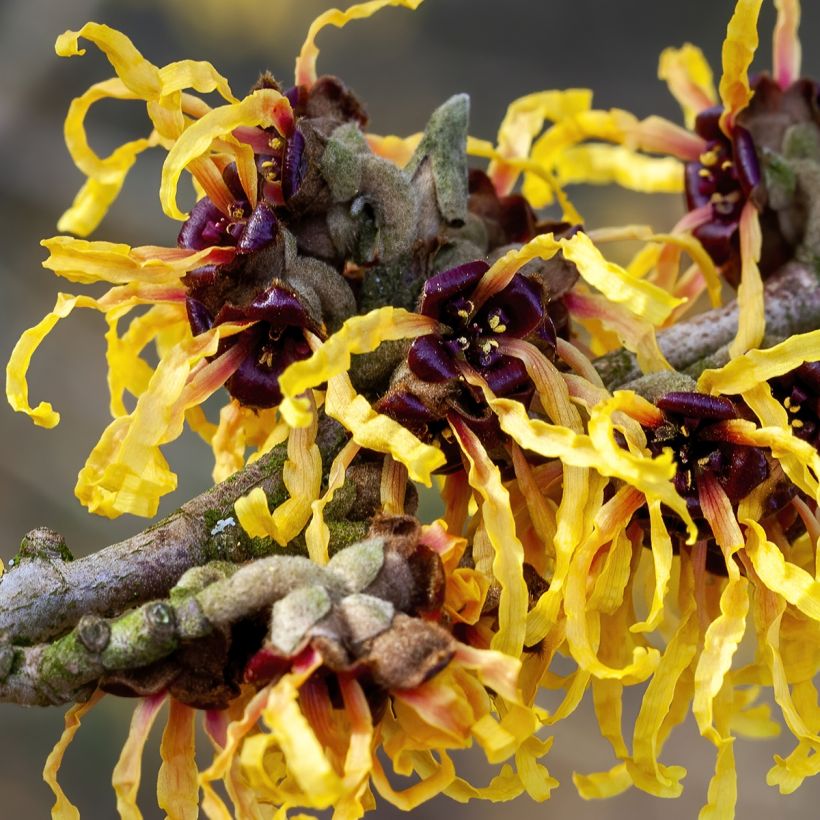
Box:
[560, 232, 685, 326]
[325, 371, 445, 484]
[235, 398, 322, 545]
[488, 88, 593, 195]
[450, 415, 527, 658]
[295, 0, 424, 87]
[41, 236, 234, 285]
[473, 231, 684, 327]
[658, 44, 717, 128]
[744, 518, 820, 622]
[55, 25, 237, 232]
[698, 329, 820, 395]
[75, 325, 247, 517]
[729, 201, 764, 357]
[773, 0, 802, 88]
[366, 132, 423, 166]
[157, 699, 198, 820]
[7, 293, 97, 428]
[112, 694, 167, 820]
[279, 308, 438, 426]
[553, 144, 684, 194]
[305, 440, 360, 564]
[56, 23, 162, 97]
[719, 0, 764, 133]
[43, 691, 104, 820]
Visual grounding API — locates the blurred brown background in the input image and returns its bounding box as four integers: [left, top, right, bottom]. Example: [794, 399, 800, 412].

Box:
[1, 0, 819, 816]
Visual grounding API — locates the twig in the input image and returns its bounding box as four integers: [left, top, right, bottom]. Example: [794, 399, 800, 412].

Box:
[0, 417, 349, 646]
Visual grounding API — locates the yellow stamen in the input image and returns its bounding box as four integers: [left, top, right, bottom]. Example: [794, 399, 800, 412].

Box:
[699, 149, 719, 166]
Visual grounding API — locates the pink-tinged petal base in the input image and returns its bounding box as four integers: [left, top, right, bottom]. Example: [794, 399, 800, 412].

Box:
[773, 0, 802, 89]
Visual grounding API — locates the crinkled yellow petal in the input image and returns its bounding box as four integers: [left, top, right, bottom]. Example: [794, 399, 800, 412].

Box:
[259, 674, 343, 807]
[488, 88, 593, 195]
[650, 229, 722, 309]
[475, 231, 682, 325]
[305, 440, 359, 565]
[698, 329, 820, 395]
[592, 679, 629, 759]
[630, 499, 673, 632]
[211, 400, 248, 482]
[561, 232, 685, 325]
[295, 0, 423, 87]
[588, 527, 633, 615]
[719, 0, 764, 133]
[200, 687, 270, 818]
[160, 89, 293, 219]
[693, 577, 749, 742]
[453, 643, 522, 704]
[61, 78, 142, 178]
[235, 397, 321, 545]
[754, 588, 820, 753]
[158, 699, 198, 820]
[774, 0, 802, 88]
[511, 444, 557, 576]
[112, 694, 167, 820]
[43, 691, 104, 820]
[56, 45, 236, 230]
[6, 281, 183, 428]
[627, 607, 697, 797]
[521, 107, 636, 205]
[56, 23, 161, 97]
[449, 415, 527, 658]
[658, 44, 717, 128]
[554, 144, 684, 193]
[156, 59, 236, 103]
[279, 308, 437, 427]
[699, 739, 737, 820]
[57, 81, 161, 236]
[105, 304, 184, 417]
[510, 736, 557, 802]
[371, 751, 455, 810]
[769, 740, 820, 794]
[729, 202, 764, 357]
[564, 290, 671, 373]
[629, 114, 707, 160]
[565, 489, 659, 682]
[744, 519, 820, 621]
[325, 370, 444, 485]
[6, 293, 97, 428]
[574, 763, 633, 799]
[42, 236, 234, 285]
[76, 326, 247, 517]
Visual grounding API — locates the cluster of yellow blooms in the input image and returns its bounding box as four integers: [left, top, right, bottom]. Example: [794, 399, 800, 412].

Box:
[6, 0, 820, 818]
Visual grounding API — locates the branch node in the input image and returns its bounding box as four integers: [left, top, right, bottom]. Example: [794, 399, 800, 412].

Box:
[76, 615, 110, 654]
[16, 527, 73, 564]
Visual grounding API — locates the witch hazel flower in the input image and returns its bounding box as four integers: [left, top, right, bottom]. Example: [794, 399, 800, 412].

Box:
[374, 258, 561, 467]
